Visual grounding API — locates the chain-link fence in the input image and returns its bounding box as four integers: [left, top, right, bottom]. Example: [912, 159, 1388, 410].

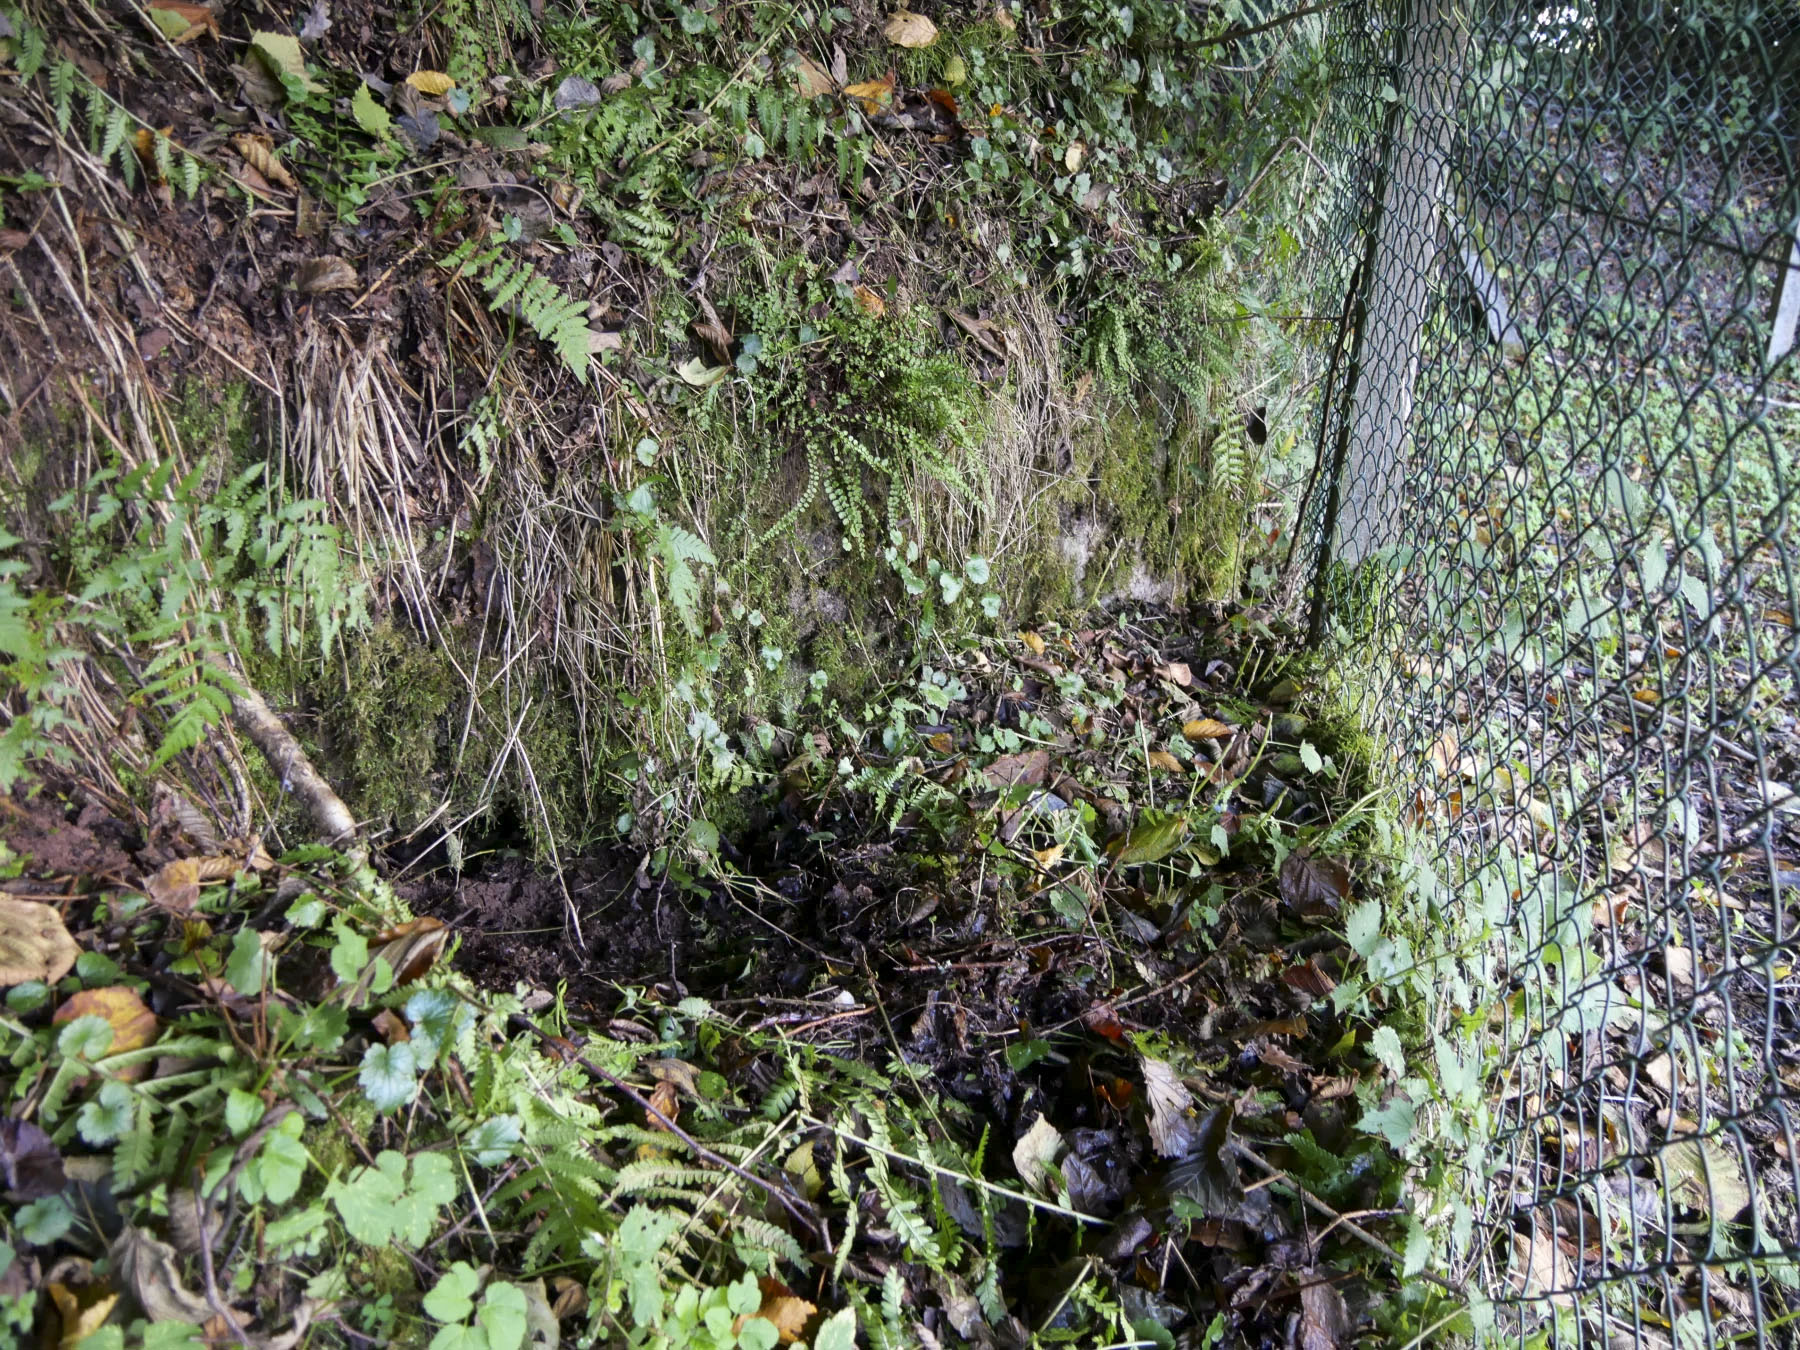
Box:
[1299, 0, 1800, 1342]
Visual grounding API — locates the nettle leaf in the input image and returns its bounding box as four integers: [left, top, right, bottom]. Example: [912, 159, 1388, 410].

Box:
[76, 1080, 133, 1145]
[1368, 1025, 1406, 1078]
[359, 1042, 418, 1113]
[1344, 898, 1383, 961]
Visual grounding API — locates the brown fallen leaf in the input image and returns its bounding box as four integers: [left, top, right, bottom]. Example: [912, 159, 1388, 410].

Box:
[295, 255, 358, 294]
[0, 895, 79, 987]
[1295, 1269, 1350, 1350]
[1280, 956, 1336, 999]
[646, 1077, 679, 1130]
[984, 748, 1048, 789]
[111, 1225, 217, 1326]
[1147, 750, 1185, 774]
[1155, 660, 1193, 686]
[148, 2, 220, 43]
[371, 916, 449, 986]
[1279, 851, 1351, 915]
[372, 1008, 411, 1044]
[883, 10, 938, 47]
[851, 283, 886, 317]
[748, 1278, 816, 1344]
[231, 133, 296, 191]
[792, 53, 835, 97]
[843, 73, 897, 113]
[1183, 717, 1234, 741]
[405, 69, 455, 95]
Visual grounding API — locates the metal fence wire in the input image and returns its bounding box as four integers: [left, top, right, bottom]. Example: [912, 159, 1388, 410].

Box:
[1298, 0, 1800, 1343]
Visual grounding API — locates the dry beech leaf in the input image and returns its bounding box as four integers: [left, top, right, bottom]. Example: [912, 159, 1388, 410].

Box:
[1183, 717, 1234, 741]
[984, 748, 1048, 789]
[843, 73, 896, 113]
[295, 255, 358, 293]
[405, 69, 456, 95]
[1147, 750, 1185, 774]
[1156, 660, 1192, 686]
[793, 53, 835, 97]
[883, 10, 939, 47]
[1064, 139, 1086, 173]
[1020, 631, 1046, 656]
[231, 133, 296, 191]
[0, 895, 79, 987]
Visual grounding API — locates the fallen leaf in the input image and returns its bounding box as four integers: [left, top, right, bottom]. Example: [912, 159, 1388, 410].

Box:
[1164, 1105, 1240, 1214]
[553, 75, 602, 110]
[231, 134, 296, 191]
[646, 1078, 679, 1130]
[676, 357, 730, 387]
[924, 87, 959, 118]
[1280, 956, 1336, 999]
[371, 916, 449, 986]
[50, 1283, 119, 1349]
[371, 1008, 410, 1044]
[1279, 852, 1352, 914]
[946, 309, 1006, 358]
[1012, 1112, 1062, 1194]
[249, 31, 321, 94]
[1508, 1224, 1575, 1307]
[793, 54, 835, 97]
[784, 1141, 823, 1199]
[111, 1225, 216, 1325]
[1109, 812, 1187, 866]
[0, 1117, 66, 1198]
[0, 895, 79, 987]
[884, 10, 938, 47]
[1183, 717, 1234, 742]
[54, 987, 158, 1058]
[1020, 631, 1046, 656]
[843, 73, 896, 113]
[984, 748, 1048, 789]
[1663, 943, 1695, 989]
[1083, 1006, 1125, 1043]
[294, 256, 358, 294]
[644, 1059, 701, 1095]
[1064, 139, 1086, 173]
[851, 284, 886, 317]
[751, 1279, 816, 1343]
[1141, 1057, 1197, 1158]
[1155, 660, 1192, 686]
[405, 69, 456, 95]
[147, 3, 219, 42]
[1147, 750, 1185, 774]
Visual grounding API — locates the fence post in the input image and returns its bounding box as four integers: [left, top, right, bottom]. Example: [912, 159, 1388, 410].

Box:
[1769, 217, 1800, 369]
[1335, 0, 1468, 565]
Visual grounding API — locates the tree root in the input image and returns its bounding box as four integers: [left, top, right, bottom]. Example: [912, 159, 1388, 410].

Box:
[228, 681, 357, 845]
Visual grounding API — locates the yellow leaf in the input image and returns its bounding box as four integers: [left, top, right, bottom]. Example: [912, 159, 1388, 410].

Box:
[0, 894, 79, 987]
[756, 1285, 818, 1343]
[1064, 139, 1086, 173]
[406, 69, 456, 95]
[784, 1141, 823, 1199]
[843, 74, 896, 113]
[54, 987, 158, 1056]
[51, 1283, 120, 1350]
[1183, 717, 1234, 742]
[1032, 844, 1065, 869]
[1020, 631, 1046, 655]
[883, 10, 939, 47]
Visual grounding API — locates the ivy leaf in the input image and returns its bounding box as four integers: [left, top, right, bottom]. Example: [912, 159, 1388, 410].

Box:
[77, 1080, 134, 1145]
[358, 1042, 417, 1113]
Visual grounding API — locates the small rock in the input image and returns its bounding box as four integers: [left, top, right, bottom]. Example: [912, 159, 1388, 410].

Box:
[554, 76, 602, 110]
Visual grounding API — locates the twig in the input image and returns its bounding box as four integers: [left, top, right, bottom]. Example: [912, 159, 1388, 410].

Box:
[506, 1015, 824, 1241]
[225, 673, 359, 845]
[191, 1184, 253, 1347]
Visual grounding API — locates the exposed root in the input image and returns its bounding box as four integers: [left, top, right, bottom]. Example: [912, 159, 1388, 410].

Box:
[226, 675, 358, 846]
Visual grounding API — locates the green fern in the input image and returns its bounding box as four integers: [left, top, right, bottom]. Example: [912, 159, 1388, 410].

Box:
[653, 522, 717, 639]
[442, 237, 592, 383]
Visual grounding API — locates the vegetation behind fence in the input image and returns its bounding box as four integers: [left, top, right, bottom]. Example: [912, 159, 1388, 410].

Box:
[1305, 0, 1800, 1342]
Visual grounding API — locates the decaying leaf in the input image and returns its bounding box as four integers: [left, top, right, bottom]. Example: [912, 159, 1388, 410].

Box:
[1183, 717, 1234, 741]
[851, 284, 886, 317]
[843, 73, 897, 113]
[294, 255, 358, 294]
[1147, 750, 1185, 774]
[983, 748, 1048, 789]
[1012, 1112, 1062, 1194]
[1141, 1056, 1198, 1158]
[0, 1117, 66, 1199]
[50, 1283, 119, 1349]
[249, 30, 321, 94]
[53, 987, 158, 1058]
[645, 1077, 679, 1130]
[1280, 956, 1336, 999]
[1020, 631, 1047, 656]
[676, 357, 730, 387]
[1659, 1124, 1751, 1219]
[1295, 1271, 1351, 1350]
[1164, 1105, 1242, 1216]
[405, 69, 456, 96]
[231, 134, 297, 192]
[1508, 1224, 1575, 1307]
[749, 1279, 816, 1343]
[0, 895, 79, 987]
[1064, 139, 1086, 173]
[1155, 660, 1192, 686]
[111, 1225, 216, 1325]
[793, 54, 835, 97]
[1109, 812, 1187, 866]
[147, 3, 218, 43]
[883, 11, 938, 47]
[371, 917, 449, 986]
[1279, 851, 1351, 914]
[945, 309, 1007, 359]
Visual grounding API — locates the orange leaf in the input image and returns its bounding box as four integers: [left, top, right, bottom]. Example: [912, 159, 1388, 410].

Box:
[54, 986, 158, 1056]
[924, 88, 959, 117]
[231, 134, 296, 192]
[1183, 718, 1234, 741]
[646, 1078, 679, 1130]
[1147, 750, 1185, 774]
[851, 284, 886, 317]
[749, 1280, 817, 1343]
[1020, 631, 1046, 656]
